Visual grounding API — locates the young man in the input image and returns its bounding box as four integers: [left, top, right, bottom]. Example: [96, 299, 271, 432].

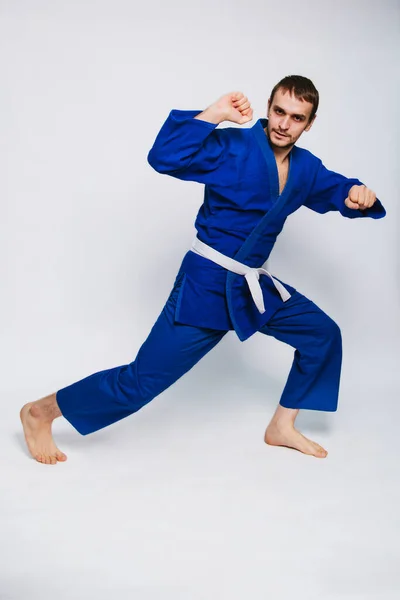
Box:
[20, 76, 385, 465]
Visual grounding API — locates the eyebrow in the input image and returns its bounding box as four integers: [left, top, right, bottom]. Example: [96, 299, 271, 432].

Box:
[273, 104, 307, 120]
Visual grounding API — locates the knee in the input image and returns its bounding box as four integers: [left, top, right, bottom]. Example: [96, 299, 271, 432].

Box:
[317, 315, 342, 351]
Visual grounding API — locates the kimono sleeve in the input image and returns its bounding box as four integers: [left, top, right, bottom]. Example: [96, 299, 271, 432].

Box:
[304, 160, 386, 219]
[147, 110, 231, 185]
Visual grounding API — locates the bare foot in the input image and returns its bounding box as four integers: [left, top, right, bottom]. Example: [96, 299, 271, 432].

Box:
[264, 422, 328, 458]
[20, 401, 67, 465]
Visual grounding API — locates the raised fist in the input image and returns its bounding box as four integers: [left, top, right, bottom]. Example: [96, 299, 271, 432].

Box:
[213, 91, 253, 124]
[196, 92, 254, 125]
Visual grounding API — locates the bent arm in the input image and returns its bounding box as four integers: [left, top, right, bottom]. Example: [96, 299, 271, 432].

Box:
[147, 110, 223, 180]
[147, 92, 253, 184]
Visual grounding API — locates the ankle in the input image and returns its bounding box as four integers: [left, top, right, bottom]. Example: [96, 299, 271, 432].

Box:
[271, 404, 299, 429]
[31, 394, 61, 422]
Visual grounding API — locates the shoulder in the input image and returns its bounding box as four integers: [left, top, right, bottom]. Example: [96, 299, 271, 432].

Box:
[293, 145, 321, 165]
[293, 146, 323, 178]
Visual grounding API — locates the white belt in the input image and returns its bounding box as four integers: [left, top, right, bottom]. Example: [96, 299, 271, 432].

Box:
[190, 237, 291, 314]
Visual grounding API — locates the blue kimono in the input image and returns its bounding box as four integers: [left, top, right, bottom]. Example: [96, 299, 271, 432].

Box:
[56, 110, 386, 435]
[148, 110, 385, 341]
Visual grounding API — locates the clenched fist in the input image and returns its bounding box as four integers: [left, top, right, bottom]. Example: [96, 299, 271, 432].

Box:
[345, 185, 376, 211]
[195, 91, 254, 126]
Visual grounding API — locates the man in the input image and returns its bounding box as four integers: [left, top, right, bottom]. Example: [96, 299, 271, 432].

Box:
[20, 75, 385, 465]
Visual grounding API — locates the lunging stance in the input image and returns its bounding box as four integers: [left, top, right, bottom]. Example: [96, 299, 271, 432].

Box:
[20, 75, 385, 464]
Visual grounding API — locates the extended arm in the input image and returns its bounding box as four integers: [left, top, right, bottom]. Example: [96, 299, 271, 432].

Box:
[304, 160, 386, 219]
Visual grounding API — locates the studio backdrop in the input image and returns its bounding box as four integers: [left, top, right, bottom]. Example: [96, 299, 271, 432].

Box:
[1, 0, 398, 400]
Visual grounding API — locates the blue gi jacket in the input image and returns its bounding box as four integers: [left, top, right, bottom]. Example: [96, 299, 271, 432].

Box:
[148, 110, 386, 341]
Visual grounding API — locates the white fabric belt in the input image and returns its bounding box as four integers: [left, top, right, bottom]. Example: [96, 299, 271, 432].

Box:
[190, 237, 291, 314]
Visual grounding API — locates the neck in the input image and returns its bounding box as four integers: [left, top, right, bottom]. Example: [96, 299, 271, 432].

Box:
[272, 145, 292, 164]
[264, 127, 293, 164]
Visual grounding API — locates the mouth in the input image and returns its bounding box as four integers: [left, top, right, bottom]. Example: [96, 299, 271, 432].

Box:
[273, 130, 289, 138]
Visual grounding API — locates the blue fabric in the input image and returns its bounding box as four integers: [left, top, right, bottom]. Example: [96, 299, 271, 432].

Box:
[57, 280, 342, 435]
[259, 295, 342, 412]
[148, 111, 386, 340]
[57, 278, 226, 435]
[56, 109, 383, 434]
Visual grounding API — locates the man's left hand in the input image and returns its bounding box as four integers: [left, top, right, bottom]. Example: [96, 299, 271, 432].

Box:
[345, 185, 376, 211]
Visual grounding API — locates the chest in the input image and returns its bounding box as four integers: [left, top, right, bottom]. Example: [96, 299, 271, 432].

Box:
[210, 140, 305, 213]
[277, 160, 289, 195]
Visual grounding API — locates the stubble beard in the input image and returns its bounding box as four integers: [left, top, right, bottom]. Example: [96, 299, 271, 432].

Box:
[274, 138, 294, 150]
[266, 125, 294, 151]
[270, 133, 295, 151]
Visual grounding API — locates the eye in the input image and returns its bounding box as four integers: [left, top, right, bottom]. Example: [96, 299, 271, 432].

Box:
[275, 108, 284, 114]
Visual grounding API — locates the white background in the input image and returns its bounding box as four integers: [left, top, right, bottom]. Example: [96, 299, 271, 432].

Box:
[1, 1, 399, 599]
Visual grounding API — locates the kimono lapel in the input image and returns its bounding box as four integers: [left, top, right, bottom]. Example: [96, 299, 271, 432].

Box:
[226, 120, 302, 339]
[231, 119, 299, 264]
[253, 118, 295, 203]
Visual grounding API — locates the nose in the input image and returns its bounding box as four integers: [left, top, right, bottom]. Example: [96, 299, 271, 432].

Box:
[279, 116, 290, 131]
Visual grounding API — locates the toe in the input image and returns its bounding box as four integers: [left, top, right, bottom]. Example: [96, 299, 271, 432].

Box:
[49, 456, 57, 465]
[311, 441, 327, 456]
[56, 451, 67, 462]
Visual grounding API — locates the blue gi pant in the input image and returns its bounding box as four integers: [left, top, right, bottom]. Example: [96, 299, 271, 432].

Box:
[56, 282, 342, 436]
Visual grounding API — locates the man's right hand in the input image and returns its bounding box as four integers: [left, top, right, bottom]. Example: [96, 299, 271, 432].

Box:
[194, 92, 253, 125]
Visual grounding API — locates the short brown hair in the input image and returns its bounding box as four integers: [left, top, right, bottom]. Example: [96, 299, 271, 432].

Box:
[270, 75, 319, 121]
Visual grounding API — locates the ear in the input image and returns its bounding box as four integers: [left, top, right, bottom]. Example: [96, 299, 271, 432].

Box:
[305, 114, 317, 132]
[267, 97, 271, 115]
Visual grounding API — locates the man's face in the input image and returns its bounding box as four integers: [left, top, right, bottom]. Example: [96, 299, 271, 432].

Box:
[267, 88, 315, 149]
